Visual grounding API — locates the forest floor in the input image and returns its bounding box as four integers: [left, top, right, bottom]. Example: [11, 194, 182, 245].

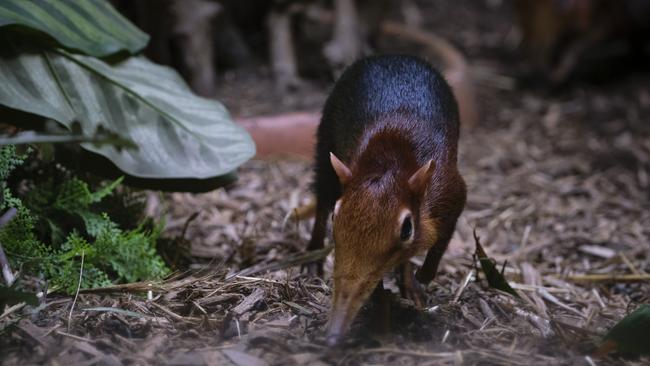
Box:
[2, 1, 650, 365]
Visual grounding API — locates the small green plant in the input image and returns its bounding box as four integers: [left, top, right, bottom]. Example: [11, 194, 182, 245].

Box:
[0, 146, 168, 294]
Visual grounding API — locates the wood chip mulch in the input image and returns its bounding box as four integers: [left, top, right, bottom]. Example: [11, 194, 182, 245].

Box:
[2, 79, 649, 365]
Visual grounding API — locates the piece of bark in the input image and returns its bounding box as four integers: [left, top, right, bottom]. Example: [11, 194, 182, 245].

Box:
[232, 288, 266, 316]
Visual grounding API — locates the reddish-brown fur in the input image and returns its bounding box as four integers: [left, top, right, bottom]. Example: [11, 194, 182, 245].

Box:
[308, 55, 466, 345]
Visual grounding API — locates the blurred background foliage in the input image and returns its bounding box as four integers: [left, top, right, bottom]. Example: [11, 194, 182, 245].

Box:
[112, 0, 650, 92]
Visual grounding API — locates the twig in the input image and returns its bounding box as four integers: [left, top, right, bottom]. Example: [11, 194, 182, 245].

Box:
[452, 270, 474, 303]
[78, 281, 166, 294]
[441, 329, 450, 344]
[537, 288, 584, 317]
[55, 330, 95, 343]
[508, 283, 569, 293]
[564, 273, 650, 283]
[584, 356, 597, 366]
[591, 288, 606, 308]
[0, 208, 17, 285]
[180, 211, 200, 240]
[513, 307, 552, 337]
[0, 302, 26, 320]
[282, 199, 316, 231]
[42, 324, 62, 338]
[150, 301, 200, 324]
[235, 318, 241, 340]
[233, 275, 328, 291]
[619, 253, 643, 275]
[356, 347, 457, 358]
[67, 250, 84, 332]
[227, 245, 333, 279]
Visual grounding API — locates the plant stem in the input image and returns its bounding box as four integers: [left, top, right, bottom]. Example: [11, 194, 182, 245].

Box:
[0, 208, 17, 286]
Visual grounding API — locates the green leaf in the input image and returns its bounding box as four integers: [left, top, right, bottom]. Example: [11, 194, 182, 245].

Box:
[89, 177, 123, 203]
[599, 304, 650, 356]
[0, 144, 24, 181]
[0, 42, 255, 185]
[473, 231, 520, 298]
[78, 211, 112, 237]
[0, 0, 148, 57]
[53, 177, 97, 211]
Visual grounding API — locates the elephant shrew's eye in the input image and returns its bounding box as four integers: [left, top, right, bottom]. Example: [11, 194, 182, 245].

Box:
[400, 215, 413, 241]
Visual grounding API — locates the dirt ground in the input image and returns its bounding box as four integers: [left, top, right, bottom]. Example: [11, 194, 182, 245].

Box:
[2, 1, 650, 365]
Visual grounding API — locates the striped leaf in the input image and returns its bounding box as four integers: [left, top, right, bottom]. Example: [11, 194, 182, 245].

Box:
[599, 304, 650, 356]
[0, 0, 148, 57]
[0, 42, 255, 183]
